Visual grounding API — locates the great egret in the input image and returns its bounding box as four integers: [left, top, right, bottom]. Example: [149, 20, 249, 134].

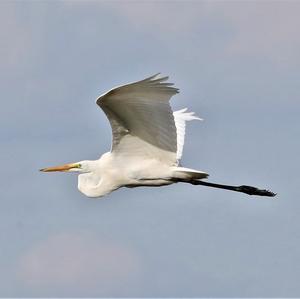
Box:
[41, 74, 275, 198]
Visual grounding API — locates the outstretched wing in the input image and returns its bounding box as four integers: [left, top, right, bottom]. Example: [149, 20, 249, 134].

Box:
[173, 108, 202, 161]
[96, 74, 179, 165]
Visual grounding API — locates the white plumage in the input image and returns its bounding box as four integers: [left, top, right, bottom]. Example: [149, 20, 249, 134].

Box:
[97, 74, 202, 165]
[41, 74, 208, 197]
[96, 74, 179, 165]
[41, 74, 276, 198]
[173, 108, 202, 161]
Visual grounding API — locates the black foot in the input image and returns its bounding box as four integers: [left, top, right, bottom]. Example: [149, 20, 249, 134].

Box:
[237, 185, 276, 197]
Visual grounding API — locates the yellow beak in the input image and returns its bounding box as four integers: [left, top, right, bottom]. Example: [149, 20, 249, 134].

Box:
[40, 163, 80, 172]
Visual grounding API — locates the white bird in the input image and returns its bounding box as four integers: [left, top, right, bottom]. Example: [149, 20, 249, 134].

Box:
[41, 74, 275, 198]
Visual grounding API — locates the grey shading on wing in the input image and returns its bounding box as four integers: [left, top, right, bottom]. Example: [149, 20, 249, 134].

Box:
[96, 74, 179, 165]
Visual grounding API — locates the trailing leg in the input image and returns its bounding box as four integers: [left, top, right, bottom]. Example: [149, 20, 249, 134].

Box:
[184, 179, 276, 197]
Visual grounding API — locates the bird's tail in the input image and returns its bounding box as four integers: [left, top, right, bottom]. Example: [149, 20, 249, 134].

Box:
[171, 167, 209, 180]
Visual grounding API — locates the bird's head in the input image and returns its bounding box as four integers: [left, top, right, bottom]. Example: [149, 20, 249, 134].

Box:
[40, 160, 95, 173]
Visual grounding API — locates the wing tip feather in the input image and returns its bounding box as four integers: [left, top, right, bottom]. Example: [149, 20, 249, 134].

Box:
[96, 73, 179, 106]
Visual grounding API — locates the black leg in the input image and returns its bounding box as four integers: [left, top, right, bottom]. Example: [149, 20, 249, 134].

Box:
[188, 180, 276, 197]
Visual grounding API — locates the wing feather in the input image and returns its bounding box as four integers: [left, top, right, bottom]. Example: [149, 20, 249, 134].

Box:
[173, 108, 202, 161]
[96, 74, 179, 165]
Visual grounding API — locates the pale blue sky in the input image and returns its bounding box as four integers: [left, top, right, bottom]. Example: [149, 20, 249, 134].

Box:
[1, 0, 300, 297]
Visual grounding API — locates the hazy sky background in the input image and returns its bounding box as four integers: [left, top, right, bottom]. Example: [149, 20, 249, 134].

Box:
[1, 0, 300, 297]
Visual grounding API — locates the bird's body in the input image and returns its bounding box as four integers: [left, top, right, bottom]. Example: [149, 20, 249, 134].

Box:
[77, 152, 207, 198]
[77, 153, 171, 198]
[41, 74, 275, 198]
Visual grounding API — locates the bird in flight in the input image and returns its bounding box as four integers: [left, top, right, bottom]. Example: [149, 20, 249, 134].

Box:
[41, 74, 275, 198]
